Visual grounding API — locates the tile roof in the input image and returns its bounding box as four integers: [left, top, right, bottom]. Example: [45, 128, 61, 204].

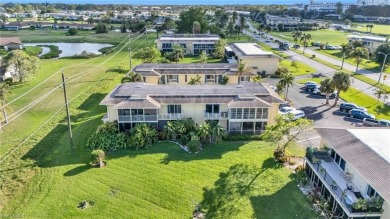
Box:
[316, 127, 390, 203]
[113, 97, 160, 109]
[0, 37, 22, 46]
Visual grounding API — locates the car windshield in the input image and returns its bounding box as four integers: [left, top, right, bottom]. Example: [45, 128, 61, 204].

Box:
[280, 107, 294, 113]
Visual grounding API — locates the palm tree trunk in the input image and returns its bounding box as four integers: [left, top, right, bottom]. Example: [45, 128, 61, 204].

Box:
[325, 93, 329, 104]
[355, 60, 360, 73]
[333, 91, 341, 107]
[341, 53, 345, 69]
[284, 84, 288, 100]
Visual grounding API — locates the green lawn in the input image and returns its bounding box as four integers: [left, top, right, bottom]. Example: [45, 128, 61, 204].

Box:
[269, 29, 350, 45]
[280, 59, 316, 76]
[297, 78, 390, 120]
[24, 46, 43, 56]
[353, 24, 390, 36]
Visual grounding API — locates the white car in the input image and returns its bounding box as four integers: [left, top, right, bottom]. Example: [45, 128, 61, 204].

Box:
[312, 86, 337, 98]
[279, 107, 305, 120]
[305, 81, 318, 88]
[279, 107, 296, 114]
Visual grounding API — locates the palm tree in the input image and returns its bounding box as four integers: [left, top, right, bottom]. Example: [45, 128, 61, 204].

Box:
[87, 17, 94, 25]
[332, 71, 351, 106]
[373, 89, 385, 105]
[121, 72, 143, 83]
[198, 50, 207, 63]
[211, 123, 225, 143]
[275, 67, 289, 77]
[239, 15, 246, 35]
[192, 21, 201, 34]
[237, 62, 251, 84]
[0, 83, 10, 125]
[278, 73, 295, 100]
[300, 33, 312, 54]
[0, 14, 8, 30]
[188, 75, 202, 85]
[232, 11, 238, 24]
[368, 24, 374, 33]
[340, 43, 350, 69]
[320, 78, 335, 105]
[349, 47, 369, 73]
[197, 123, 211, 143]
[171, 44, 184, 63]
[292, 30, 302, 44]
[257, 23, 264, 35]
[265, 25, 272, 38]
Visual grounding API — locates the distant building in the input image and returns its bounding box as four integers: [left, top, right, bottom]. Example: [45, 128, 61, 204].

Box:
[3, 22, 30, 31]
[0, 37, 23, 50]
[307, 2, 354, 13]
[156, 34, 221, 55]
[132, 63, 258, 85]
[357, 0, 390, 5]
[265, 14, 301, 28]
[226, 43, 280, 76]
[100, 82, 284, 133]
[348, 35, 387, 53]
[353, 15, 390, 24]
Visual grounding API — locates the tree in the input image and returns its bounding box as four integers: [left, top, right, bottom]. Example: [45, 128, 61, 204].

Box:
[162, 17, 176, 30]
[192, 21, 201, 34]
[67, 28, 78, 36]
[188, 75, 202, 85]
[332, 71, 351, 106]
[199, 50, 208, 63]
[265, 25, 272, 38]
[349, 47, 369, 73]
[262, 115, 312, 163]
[95, 23, 108, 34]
[374, 43, 390, 67]
[210, 122, 225, 144]
[344, 19, 351, 25]
[177, 8, 207, 33]
[300, 33, 312, 54]
[197, 122, 211, 143]
[237, 62, 251, 84]
[87, 17, 94, 25]
[0, 15, 8, 29]
[292, 30, 302, 44]
[212, 39, 227, 59]
[86, 122, 127, 151]
[129, 123, 158, 150]
[232, 11, 238, 24]
[275, 67, 289, 77]
[135, 46, 160, 63]
[320, 78, 335, 105]
[121, 72, 143, 83]
[368, 24, 374, 33]
[336, 2, 343, 14]
[278, 73, 295, 100]
[340, 43, 351, 69]
[239, 15, 246, 34]
[90, 150, 105, 167]
[0, 83, 10, 125]
[120, 23, 127, 33]
[227, 21, 234, 37]
[3, 50, 39, 83]
[165, 44, 184, 63]
[257, 23, 264, 35]
[374, 89, 385, 105]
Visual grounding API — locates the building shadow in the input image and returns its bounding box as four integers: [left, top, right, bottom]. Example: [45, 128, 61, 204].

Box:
[63, 164, 90, 176]
[199, 158, 282, 218]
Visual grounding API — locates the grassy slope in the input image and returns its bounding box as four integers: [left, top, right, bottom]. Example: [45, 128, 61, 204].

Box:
[4, 141, 315, 218]
[353, 24, 390, 35]
[269, 29, 350, 45]
[280, 59, 316, 76]
[297, 78, 390, 120]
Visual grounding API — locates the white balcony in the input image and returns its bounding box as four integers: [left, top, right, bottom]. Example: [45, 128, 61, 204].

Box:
[118, 115, 158, 122]
[159, 113, 184, 120]
[205, 112, 228, 119]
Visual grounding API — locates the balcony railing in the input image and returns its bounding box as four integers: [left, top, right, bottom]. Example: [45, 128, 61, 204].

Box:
[229, 114, 268, 120]
[205, 112, 228, 119]
[306, 156, 383, 216]
[118, 115, 158, 122]
[159, 113, 184, 120]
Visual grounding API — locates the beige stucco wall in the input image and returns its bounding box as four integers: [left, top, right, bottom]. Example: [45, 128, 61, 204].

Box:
[381, 201, 390, 219]
[267, 103, 279, 125]
[107, 105, 118, 122]
[346, 163, 370, 196]
[239, 57, 279, 75]
[144, 76, 160, 84]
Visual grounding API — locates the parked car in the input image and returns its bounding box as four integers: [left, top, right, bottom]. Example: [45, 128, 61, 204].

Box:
[265, 39, 271, 43]
[325, 45, 338, 50]
[349, 109, 375, 120]
[306, 84, 318, 92]
[339, 102, 367, 113]
[333, 45, 342, 50]
[279, 102, 291, 109]
[288, 110, 306, 120]
[312, 86, 337, 98]
[363, 118, 390, 127]
[293, 44, 300, 49]
[313, 42, 322, 46]
[278, 106, 296, 114]
[305, 81, 318, 88]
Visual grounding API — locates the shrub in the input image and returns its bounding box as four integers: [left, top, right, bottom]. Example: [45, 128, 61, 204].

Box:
[187, 140, 201, 153]
[39, 45, 62, 59]
[4, 78, 13, 85]
[180, 135, 190, 145]
[90, 150, 105, 167]
[129, 124, 158, 150]
[223, 134, 262, 141]
[67, 28, 78, 36]
[86, 122, 128, 151]
[273, 147, 291, 163]
[72, 50, 99, 59]
[219, 76, 229, 85]
[99, 46, 114, 55]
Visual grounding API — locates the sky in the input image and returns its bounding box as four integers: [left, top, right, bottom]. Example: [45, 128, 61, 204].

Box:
[5, 0, 357, 5]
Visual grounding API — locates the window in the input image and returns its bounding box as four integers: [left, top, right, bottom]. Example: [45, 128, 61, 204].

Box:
[168, 105, 181, 114]
[162, 43, 172, 48]
[185, 75, 187, 83]
[118, 109, 130, 116]
[331, 149, 346, 171]
[206, 104, 220, 114]
[205, 75, 216, 83]
[240, 76, 250, 82]
[242, 122, 254, 131]
[167, 75, 179, 83]
[367, 185, 379, 198]
[131, 109, 143, 115]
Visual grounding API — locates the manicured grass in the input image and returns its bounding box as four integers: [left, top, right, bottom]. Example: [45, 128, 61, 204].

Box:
[2, 140, 315, 218]
[24, 46, 43, 56]
[297, 78, 390, 120]
[269, 29, 350, 45]
[280, 59, 316, 76]
[353, 24, 390, 36]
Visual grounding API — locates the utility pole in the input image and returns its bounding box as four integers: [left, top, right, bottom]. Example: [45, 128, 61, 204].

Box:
[129, 34, 132, 71]
[378, 52, 389, 83]
[146, 30, 149, 47]
[62, 70, 74, 152]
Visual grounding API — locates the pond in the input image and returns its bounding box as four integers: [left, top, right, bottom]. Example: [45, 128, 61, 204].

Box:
[24, 42, 114, 58]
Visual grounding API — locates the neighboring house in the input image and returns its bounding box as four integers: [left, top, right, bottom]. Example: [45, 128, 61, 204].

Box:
[0, 37, 23, 50]
[10, 12, 38, 18]
[353, 15, 390, 24]
[226, 43, 280, 76]
[132, 63, 258, 85]
[305, 128, 390, 219]
[348, 35, 387, 53]
[156, 34, 221, 55]
[3, 22, 30, 31]
[100, 82, 284, 133]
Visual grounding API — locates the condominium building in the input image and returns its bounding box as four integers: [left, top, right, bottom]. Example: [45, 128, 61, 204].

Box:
[132, 63, 258, 85]
[348, 35, 387, 53]
[305, 128, 390, 219]
[357, 0, 390, 5]
[100, 82, 284, 134]
[226, 43, 280, 76]
[156, 34, 220, 55]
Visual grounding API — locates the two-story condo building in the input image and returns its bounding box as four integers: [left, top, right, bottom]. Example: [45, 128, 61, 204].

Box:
[156, 34, 220, 55]
[132, 63, 258, 85]
[305, 128, 390, 219]
[100, 82, 284, 134]
[348, 35, 387, 53]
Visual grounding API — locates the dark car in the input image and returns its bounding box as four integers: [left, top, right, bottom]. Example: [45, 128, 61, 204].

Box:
[339, 102, 366, 113]
[306, 84, 317, 92]
[363, 118, 378, 126]
[293, 44, 300, 49]
[349, 109, 375, 120]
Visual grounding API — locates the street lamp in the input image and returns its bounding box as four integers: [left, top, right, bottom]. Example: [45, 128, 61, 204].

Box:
[378, 52, 389, 83]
